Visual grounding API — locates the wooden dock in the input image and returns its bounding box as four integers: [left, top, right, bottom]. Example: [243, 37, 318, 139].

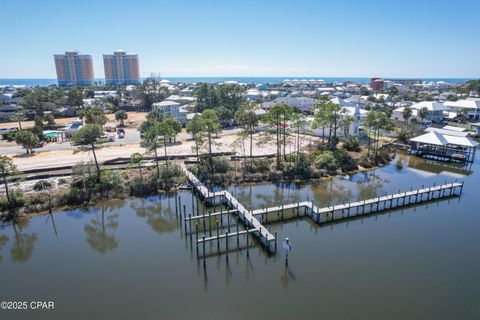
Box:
[181, 164, 276, 252]
[181, 164, 464, 256]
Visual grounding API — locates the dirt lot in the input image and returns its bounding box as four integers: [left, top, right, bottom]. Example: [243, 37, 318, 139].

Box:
[9, 130, 319, 171]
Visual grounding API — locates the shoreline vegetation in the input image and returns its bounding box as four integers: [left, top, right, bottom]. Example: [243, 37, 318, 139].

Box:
[1, 79, 414, 222]
[0, 145, 396, 222]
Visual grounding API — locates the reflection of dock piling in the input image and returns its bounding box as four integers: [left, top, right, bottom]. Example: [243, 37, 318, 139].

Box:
[181, 164, 464, 257]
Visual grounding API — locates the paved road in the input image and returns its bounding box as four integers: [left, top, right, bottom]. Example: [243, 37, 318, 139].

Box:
[0, 128, 141, 155]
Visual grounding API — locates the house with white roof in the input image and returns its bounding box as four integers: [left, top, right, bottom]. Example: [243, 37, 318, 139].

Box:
[392, 101, 446, 124]
[317, 87, 335, 94]
[261, 96, 318, 113]
[246, 89, 262, 101]
[152, 100, 187, 125]
[435, 81, 450, 90]
[444, 99, 480, 120]
[94, 91, 118, 99]
[165, 95, 196, 104]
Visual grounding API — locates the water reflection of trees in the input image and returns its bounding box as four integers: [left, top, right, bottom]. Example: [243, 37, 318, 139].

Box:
[84, 205, 119, 254]
[250, 183, 303, 209]
[237, 171, 389, 209]
[130, 196, 178, 234]
[312, 180, 352, 205]
[0, 234, 9, 263]
[10, 218, 38, 263]
[355, 171, 387, 200]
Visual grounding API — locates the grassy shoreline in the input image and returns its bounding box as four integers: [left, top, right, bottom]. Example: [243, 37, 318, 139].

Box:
[1, 149, 395, 222]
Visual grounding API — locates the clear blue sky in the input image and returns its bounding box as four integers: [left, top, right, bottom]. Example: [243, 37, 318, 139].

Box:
[1, 0, 479, 78]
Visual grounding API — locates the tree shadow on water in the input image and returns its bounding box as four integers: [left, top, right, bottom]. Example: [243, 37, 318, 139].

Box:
[130, 196, 178, 234]
[10, 217, 38, 263]
[84, 205, 119, 254]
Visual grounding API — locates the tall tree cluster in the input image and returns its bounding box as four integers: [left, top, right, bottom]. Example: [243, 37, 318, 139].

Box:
[193, 83, 246, 124]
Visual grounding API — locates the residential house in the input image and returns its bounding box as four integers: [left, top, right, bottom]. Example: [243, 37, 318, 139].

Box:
[152, 100, 187, 125]
[309, 104, 367, 137]
[391, 101, 447, 124]
[261, 96, 318, 113]
[0, 104, 19, 121]
[444, 99, 480, 120]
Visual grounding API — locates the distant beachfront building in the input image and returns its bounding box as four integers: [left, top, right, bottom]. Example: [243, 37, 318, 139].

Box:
[103, 50, 140, 85]
[370, 78, 384, 91]
[54, 51, 94, 86]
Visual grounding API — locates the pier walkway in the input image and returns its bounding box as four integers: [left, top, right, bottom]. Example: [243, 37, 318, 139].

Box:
[181, 164, 464, 254]
[180, 164, 276, 251]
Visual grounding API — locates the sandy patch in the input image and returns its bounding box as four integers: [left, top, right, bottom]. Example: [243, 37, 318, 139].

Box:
[9, 131, 320, 171]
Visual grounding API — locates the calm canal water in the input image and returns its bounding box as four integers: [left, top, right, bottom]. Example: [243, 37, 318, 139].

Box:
[1, 153, 479, 319]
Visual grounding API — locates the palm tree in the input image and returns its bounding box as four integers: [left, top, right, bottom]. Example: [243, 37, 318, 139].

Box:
[403, 106, 413, 125]
[0, 155, 17, 203]
[418, 107, 429, 126]
[129, 153, 144, 183]
[11, 113, 25, 130]
[72, 124, 103, 179]
[15, 130, 39, 155]
[115, 110, 128, 127]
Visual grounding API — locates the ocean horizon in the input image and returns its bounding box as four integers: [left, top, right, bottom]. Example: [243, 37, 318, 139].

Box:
[0, 76, 477, 87]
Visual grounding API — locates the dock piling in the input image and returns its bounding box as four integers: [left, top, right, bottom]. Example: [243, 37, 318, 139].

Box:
[246, 226, 250, 258]
[216, 220, 220, 253]
[225, 232, 229, 263]
[202, 235, 206, 267]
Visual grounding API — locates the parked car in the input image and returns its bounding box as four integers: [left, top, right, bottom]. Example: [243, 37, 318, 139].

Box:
[100, 135, 115, 142]
[34, 141, 44, 148]
[117, 128, 125, 139]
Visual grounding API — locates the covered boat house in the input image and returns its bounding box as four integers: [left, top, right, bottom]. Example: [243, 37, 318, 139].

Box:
[409, 128, 478, 163]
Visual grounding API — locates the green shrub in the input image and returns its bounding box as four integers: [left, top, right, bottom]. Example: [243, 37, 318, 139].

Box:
[33, 180, 53, 191]
[63, 168, 126, 205]
[213, 157, 231, 173]
[194, 156, 231, 180]
[0, 189, 26, 212]
[23, 193, 51, 213]
[129, 176, 153, 197]
[313, 151, 337, 171]
[359, 150, 373, 167]
[28, 192, 49, 205]
[61, 187, 90, 206]
[343, 136, 360, 151]
[93, 170, 125, 197]
[335, 149, 358, 171]
[248, 158, 272, 173]
[396, 124, 421, 143]
[314, 149, 357, 172]
[152, 163, 186, 189]
[283, 153, 311, 176]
